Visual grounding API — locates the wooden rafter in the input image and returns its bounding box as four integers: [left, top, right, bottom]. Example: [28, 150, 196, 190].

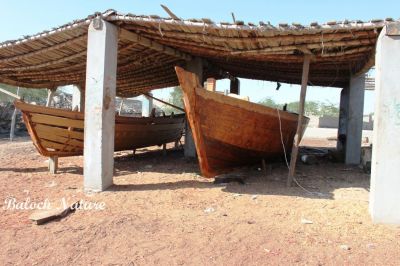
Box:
[118, 28, 192, 61]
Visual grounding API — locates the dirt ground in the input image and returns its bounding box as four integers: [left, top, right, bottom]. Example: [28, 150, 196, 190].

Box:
[0, 135, 399, 265]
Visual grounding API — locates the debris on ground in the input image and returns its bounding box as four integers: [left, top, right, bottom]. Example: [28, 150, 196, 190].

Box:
[29, 200, 80, 225]
[301, 218, 314, 224]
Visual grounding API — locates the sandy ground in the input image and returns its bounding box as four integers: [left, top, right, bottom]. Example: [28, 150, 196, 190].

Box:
[0, 134, 399, 265]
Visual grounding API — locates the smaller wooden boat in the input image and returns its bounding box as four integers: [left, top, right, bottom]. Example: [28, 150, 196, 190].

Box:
[175, 66, 309, 178]
[14, 100, 185, 157]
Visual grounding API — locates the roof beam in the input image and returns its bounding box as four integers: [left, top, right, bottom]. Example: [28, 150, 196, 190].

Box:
[119, 28, 192, 61]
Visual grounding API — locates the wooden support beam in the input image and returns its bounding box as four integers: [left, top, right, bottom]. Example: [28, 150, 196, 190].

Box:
[119, 28, 192, 61]
[0, 87, 21, 100]
[49, 156, 58, 174]
[287, 54, 311, 187]
[160, 4, 180, 20]
[46, 88, 56, 107]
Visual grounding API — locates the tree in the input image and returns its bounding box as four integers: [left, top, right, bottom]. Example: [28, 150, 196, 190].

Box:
[258, 97, 281, 108]
[0, 83, 47, 104]
[161, 86, 185, 114]
[259, 97, 339, 117]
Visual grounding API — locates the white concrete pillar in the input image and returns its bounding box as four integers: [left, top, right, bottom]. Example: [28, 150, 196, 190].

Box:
[184, 58, 203, 158]
[83, 18, 118, 192]
[140, 93, 153, 117]
[206, 78, 216, 92]
[72, 85, 84, 111]
[370, 23, 400, 224]
[345, 74, 365, 164]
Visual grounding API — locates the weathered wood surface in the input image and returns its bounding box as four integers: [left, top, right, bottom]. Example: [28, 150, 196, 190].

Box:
[287, 55, 311, 187]
[175, 66, 309, 178]
[14, 100, 185, 157]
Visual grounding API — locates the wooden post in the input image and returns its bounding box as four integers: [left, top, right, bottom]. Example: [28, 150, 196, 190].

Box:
[49, 156, 58, 174]
[162, 143, 167, 156]
[184, 58, 204, 158]
[261, 159, 268, 177]
[287, 55, 311, 187]
[9, 87, 20, 141]
[46, 88, 56, 107]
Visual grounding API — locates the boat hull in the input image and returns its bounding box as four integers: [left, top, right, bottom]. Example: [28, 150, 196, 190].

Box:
[175, 66, 309, 178]
[14, 100, 185, 157]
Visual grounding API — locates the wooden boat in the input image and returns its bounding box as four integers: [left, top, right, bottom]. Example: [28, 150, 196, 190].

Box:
[175, 66, 309, 178]
[14, 100, 185, 157]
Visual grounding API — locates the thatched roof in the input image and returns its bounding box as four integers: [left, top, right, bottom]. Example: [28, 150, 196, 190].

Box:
[0, 9, 392, 96]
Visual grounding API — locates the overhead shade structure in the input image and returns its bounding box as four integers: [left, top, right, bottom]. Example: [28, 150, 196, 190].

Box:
[0, 9, 392, 96]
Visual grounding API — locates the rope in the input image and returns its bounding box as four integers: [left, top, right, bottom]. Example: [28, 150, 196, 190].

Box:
[276, 108, 326, 197]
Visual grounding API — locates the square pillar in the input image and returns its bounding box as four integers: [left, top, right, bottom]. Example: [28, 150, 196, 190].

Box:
[230, 77, 240, 95]
[72, 85, 84, 111]
[206, 78, 216, 92]
[83, 18, 118, 192]
[345, 74, 365, 164]
[370, 23, 400, 224]
[139, 93, 153, 117]
[184, 58, 203, 158]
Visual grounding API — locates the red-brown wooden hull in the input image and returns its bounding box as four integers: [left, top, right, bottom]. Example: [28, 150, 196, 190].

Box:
[175, 66, 309, 178]
[14, 100, 185, 157]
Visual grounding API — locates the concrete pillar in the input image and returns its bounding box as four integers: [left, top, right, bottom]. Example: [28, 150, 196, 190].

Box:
[49, 156, 58, 174]
[83, 18, 118, 192]
[72, 85, 84, 111]
[370, 23, 400, 224]
[206, 78, 216, 91]
[184, 58, 203, 158]
[345, 74, 365, 164]
[230, 77, 240, 95]
[140, 93, 153, 117]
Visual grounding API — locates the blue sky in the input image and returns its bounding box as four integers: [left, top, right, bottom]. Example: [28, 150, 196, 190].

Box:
[1, 0, 398, 113]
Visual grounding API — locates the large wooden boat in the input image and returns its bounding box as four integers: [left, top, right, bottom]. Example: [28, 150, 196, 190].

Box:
[175, 66, 309, 178]
[14, 100, 185, 157]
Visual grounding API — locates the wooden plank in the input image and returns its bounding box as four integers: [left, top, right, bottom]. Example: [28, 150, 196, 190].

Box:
[40, 139, 80, 152]
[15, 100, 84, 120]
[160, 4, 180, 20]
[35, 129, 84, 149]
[287, 55, 311, 187]
[35, 124, 84, 140]
[119, 28, 192, 61]
[31, 113, 84, 129]
[115, 122, 184, 132]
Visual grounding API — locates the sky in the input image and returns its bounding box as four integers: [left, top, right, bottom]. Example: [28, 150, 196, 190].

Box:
[1, 0, 398, 113]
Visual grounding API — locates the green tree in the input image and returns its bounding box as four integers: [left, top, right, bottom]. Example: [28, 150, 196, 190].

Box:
[0, 83, 47, 104]
[258, 97, 281, 108]
[161, 86, 184, 115]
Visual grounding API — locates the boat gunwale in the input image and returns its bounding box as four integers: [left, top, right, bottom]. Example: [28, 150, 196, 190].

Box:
[195, 86, 310, 123]
[14, 100, 186, 125]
